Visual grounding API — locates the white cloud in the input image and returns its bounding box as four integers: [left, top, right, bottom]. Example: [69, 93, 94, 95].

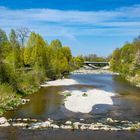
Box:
[0, 5, 140, 39]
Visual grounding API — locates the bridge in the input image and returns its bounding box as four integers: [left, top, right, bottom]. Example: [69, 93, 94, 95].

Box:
[83, 61, 110, 69]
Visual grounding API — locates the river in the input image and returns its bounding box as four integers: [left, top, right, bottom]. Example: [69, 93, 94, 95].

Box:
[1, 73, 140, 139]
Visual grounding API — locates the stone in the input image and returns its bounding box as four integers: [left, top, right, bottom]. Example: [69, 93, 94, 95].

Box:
[80, 124, 88, 130]
[31, 119, 38, 122]
[110, 127, 119, 131]
[80, 119, 84, 121]
[29, 122, 42, 129]
[51, 124, 59, 129]
[102, 125, 111, 131]
[12, 123, 27, 127]
[48, 118, 53, 123]
[96, 122, 103, 126]
[21, 99, 30, 105]
[23, 118, 29, 122]
[44, 121, 51, 126]
[73, 122, 80, 129]
[114, 120, 119, 123]
[60, 125, 73, 129]
[106, 118, 114, 123]
[65, 121, 72, 125]
[0, 122, 10, 127]
[16, 118, 22, 121]
[89, 125, 99, 130]
[40, 123, 48, 128]
[8, 119, 12, 122]
[123, 127, 131, 130]
[0, 117, 7, 124]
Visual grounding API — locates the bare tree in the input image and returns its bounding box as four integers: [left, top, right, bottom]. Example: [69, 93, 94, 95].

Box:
[16, 27, 30, 47]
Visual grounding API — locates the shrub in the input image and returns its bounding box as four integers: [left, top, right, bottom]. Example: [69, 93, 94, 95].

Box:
[82, 93, 88, 97]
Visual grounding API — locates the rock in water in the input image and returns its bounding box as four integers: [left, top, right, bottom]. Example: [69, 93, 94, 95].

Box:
[0, 117, 10, 127]
[0, 117, 7, 124]
[65, 121, 72, 125]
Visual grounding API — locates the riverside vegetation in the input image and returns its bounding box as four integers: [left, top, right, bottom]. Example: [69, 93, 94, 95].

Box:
[0, 28, 74, 115]
[110, 36, 140, 87]
[0, 27, 140, 116]
[71, 36, 140, 87]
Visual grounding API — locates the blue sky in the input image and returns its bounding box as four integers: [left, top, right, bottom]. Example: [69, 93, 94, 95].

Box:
[0, 0, 140, 56]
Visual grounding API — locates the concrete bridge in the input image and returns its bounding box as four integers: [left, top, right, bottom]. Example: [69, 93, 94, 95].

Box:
[83, 61, 110, 69]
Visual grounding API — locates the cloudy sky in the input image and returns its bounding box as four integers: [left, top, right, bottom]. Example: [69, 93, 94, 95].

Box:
[0, 0, 140, 56]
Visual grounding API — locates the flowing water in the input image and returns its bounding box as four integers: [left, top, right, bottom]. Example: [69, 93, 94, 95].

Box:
[4, 74, 140, 121]
[1, 74, 140, 140]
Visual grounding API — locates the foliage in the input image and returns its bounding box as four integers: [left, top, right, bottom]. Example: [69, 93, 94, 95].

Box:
[0, 83, 21, 112]
[73, 55, 84, 68]
[82, 93, 88, 97]
[84, 54, 107, 62]
[110, 36, 140, 85]
[0, 28, 73, 115]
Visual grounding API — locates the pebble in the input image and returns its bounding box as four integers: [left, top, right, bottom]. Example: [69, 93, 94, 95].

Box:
[0, 117, 7, 124]
[12, 123, 28, 127]
[65, 121, 72, 125]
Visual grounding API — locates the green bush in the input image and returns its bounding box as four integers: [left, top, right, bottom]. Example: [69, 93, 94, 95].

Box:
[82, 93, 88, 97]
[64, 92, 71, 97]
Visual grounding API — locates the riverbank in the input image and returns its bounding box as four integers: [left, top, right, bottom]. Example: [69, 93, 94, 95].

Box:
[0, 84, 39, 116]
[41, 79, 79, 87]
[71, 68, 140, 88]
[126, 74, 140, 88]
[71, 69, 119, 75]
[0, 70, 43, 116]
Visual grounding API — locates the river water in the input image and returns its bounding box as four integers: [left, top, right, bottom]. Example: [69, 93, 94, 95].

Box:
[4, 74, 140, 121]
[1, 74, 140, 140]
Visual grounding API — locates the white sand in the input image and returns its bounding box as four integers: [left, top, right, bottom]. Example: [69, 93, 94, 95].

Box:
[41, 78, 115, 113]
[41, 79, 79, 87]
[64, 89, 115, 113]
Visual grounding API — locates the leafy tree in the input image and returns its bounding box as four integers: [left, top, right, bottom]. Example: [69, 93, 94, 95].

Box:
[62, 46, 72, 63]
[24, 32, 37, 65]
[110, 36, 140, 77]
[110, 48, 121, 72]
[0, 29, 8, 61]
[73, 55, 84, 68]
[6, 29, 21, 69]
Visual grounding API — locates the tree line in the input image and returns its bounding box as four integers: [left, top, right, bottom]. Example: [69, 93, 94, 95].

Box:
[0, 28, 73, 114]
[110, 36, 140, 85]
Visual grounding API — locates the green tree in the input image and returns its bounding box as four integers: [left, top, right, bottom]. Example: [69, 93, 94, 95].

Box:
[0, 29, 8, 61]
[73, 55, 84, 68]
[24, 32, 37, 65]
[7, 29, 21, 69]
